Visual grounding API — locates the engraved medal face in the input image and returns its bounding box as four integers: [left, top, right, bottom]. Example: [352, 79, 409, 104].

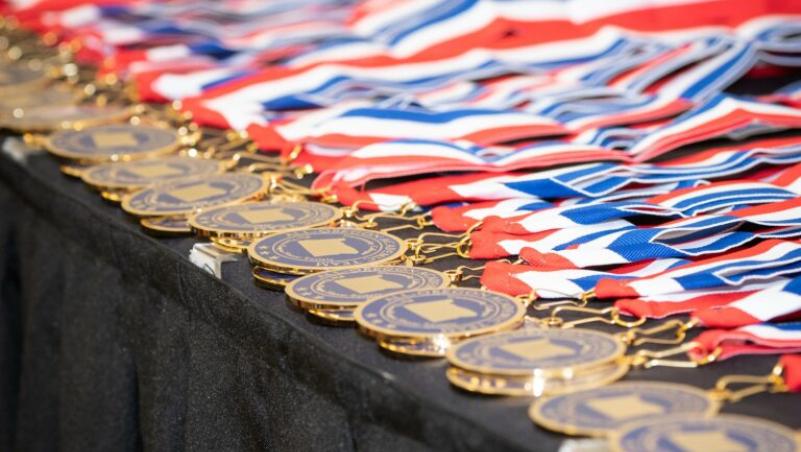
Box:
[286, 266, 450, 311]
[530, 382, 719, 437]
[611, 415, 800, 452]
[247, 228, 406, 274]
[47, 124, 179, 162]
[446, 328, 625, 377]
[82, 156, 222, 189]
[354, 287, 525, 340]
[189, 201, 341, 238]
[122, 173, 267, 216]
[0, 65, 48, 94]
[0, 105, 130, 132]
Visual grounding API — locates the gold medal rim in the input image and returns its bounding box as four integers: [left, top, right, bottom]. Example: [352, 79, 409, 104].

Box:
[354, 287, 527, 341]
[120, 174, 269, 217]
[528, 381, 720, 438]
[46, 124, 180, 163]
[0, 85, 80, 114]
[59, 163, 88, 178]
[81, 156, 226, 190]
[140, 216, 192, 235]
[100, 190, 125, 203]
[188, 201, 343, 240]
[446, 359, 629, 397]
[607, 413, 800, 452]
[374, 320, 523, 357]
[0, 104, 132, 133]
[286, 266, 451, 311]
[305, 306, 356, 324]
[445, 328, 627, 377]
[252, 266, 294, 288]
[246, 227, 408, 274]
[209, 236, 249, 253]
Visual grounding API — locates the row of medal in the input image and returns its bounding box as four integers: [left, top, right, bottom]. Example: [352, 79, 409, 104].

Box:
[1, 53, 800, 451]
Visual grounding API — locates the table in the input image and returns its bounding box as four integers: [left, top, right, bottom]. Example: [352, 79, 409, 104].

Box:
[1, 137, 799, 452]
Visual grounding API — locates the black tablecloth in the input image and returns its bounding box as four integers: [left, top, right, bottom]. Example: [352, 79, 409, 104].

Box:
[1, 138, 800, 452]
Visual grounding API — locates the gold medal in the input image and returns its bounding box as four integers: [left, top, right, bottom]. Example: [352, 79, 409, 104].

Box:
[82, 156, 225, 199]
[610, 414, 799, 452]
[0, 104, 131, 133]
[445, 328, 629, 395]
[46, 123, 181, 163]
[285, 266, 452, 324]
[252, 266, 299, 289]
[531, 356, 795, 438]
[121, 173, 268, 234]
[247, 228, 407, 275]
[529, 382, 719, 437]
[0, 84, 78, 116]
[0, 64, 49, 96]
[189, 201, 342, 252]
[354, 287, 526, 357]
[139, 216, 193, 235]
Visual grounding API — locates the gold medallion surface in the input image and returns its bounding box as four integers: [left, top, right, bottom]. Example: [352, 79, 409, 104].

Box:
[122, 173, 268, 217]
[47, 124, 180, 163]
[529, 381, 720, 437]
[0, 105, 131, 132]
[82, 156, 224, 190]
[0, 65, 49, 95]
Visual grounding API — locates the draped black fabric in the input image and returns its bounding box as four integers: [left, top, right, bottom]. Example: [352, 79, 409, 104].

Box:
[1, 140, 800, 452]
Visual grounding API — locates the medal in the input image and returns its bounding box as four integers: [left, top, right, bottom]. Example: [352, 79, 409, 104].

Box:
[247, 227, 407, 276]
[252, 266, 301, 290]
[0, 85, 78, 116]
[0, 64, 49, 95]
[189, 201, 342, 252]
[312, 139, 629, 193]
[286, 266, 452, 323]
[328, 134, 801, 213]
[82, 156, 225, 201]
[139, 216, 196, 235]
[529, 382, 719, 437]
[609, 414, 800, 452]
[121, 173, 268, 233]
[445, 328, 629, 395]
[45, 123, 182, 163]
[354, 287, 526, 357]
[0, 104, 132, 133]
[531, 354, 801, 437]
